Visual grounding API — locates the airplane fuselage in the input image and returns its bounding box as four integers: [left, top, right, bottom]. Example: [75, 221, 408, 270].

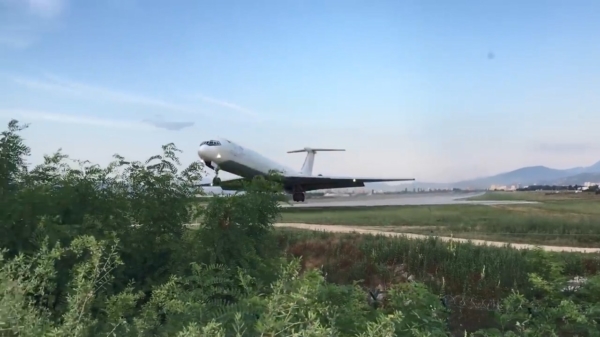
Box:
[198, 138, 300, 179]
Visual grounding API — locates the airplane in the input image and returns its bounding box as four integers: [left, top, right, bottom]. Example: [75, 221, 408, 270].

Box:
[197, 138, 415, 202]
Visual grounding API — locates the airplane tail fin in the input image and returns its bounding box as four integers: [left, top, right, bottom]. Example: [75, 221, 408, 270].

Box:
[287, 147, 345, 176]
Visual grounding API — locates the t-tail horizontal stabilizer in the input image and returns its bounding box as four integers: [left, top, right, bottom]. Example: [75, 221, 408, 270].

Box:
[287, 147, 345, 176]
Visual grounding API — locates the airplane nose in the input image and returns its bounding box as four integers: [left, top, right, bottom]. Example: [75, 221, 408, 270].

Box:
[198, 145, 210, 160]
[198, 144, 221, 161]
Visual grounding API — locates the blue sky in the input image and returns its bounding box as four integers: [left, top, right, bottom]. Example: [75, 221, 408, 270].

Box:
[1, 0, 600, 183]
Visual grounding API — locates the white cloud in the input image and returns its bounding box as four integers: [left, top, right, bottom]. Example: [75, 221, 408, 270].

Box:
[10, 74, 329, 128]
[12, 74, 202, 114]
[190, 93, 347, 128]
[41, 73, 201, 113]
[0, 0, 66, 49]
[0, 0, 66, 18]
[142, 115, 195, 131]
[0, 109, 154, 130]
[11, 74, 258, 122]
[27, 0, 66, 19]
[12, 76, 79, 94]
[195, 94, 258, 118]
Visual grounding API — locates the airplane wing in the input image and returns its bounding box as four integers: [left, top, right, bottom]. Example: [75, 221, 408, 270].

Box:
[283, 175, 415, 192]
[199, 176, 414, 192]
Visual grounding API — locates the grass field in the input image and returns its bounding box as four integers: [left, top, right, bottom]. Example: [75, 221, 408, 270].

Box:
[276, 227, 600, 295]
[278, 191, 600, 247]
[275, 228, 600, 333]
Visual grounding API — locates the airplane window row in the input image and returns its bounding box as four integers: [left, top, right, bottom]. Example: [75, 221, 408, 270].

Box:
[200, 140, 221, 146]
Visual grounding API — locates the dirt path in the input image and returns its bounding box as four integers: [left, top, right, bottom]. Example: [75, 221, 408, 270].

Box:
[274, 223, 600, 253]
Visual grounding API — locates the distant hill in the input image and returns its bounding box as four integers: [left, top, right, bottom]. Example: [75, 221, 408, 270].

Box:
[587, 160, 600, 172]
[452, 160, 600, 188]
[543, 172, 600, 186]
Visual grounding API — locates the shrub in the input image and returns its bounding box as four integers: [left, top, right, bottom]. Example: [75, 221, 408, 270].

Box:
[1, 119, 599, 336]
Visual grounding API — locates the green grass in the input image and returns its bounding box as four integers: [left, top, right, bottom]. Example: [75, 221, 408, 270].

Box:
[275, 229, 600, 333]
[276, 229, 600, 298]
[279, 192, 600, 247]
[468, 191, 600, 218]
[467, 190, 599, 200]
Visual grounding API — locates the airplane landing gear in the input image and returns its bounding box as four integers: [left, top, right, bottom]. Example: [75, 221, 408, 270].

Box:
[290, 185, 306, 202]
[212, 166, 221, 186]
[292, 192, 305, 202]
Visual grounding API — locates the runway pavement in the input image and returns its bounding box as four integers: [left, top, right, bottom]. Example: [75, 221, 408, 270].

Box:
[281, 192, 539, 208]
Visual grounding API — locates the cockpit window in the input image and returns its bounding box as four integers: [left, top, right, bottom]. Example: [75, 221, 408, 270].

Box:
[200, 140, 221, 146]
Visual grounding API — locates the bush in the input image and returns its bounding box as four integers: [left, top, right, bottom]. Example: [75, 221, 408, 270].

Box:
[1, 119, 599, 336]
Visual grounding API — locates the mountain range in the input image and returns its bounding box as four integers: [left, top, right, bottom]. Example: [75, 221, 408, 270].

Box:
[451, 160, 600, 188]
[383, 160, 600, 190]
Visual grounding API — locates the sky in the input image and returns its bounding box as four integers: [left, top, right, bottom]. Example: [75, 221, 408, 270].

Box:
[1, 0, 600, 183]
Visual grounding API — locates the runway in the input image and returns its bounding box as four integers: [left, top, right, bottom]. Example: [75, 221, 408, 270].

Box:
[281, 192, 539, 208]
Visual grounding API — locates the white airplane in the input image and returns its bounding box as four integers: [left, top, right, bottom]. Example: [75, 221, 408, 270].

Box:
[197, 138, 415, 202]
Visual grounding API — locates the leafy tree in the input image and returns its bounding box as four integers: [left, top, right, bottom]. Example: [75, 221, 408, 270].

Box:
[0, 120, 208, 314]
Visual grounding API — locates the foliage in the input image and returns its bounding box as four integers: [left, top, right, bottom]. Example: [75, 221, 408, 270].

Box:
[472, 251, 600, 336]
[2, 238, 598, 336]
[1, 119, 600, 336]
[278, 230, 600, 297]
[278, 229, 600, 333]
